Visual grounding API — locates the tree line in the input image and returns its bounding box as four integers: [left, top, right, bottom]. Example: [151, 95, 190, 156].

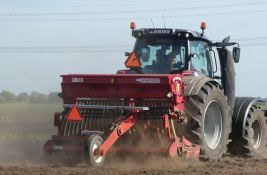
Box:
[0, 90, 62, 103]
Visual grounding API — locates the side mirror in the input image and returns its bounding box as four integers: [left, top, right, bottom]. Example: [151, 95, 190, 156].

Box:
[124, 52, 131, 57]
[233, 47, 240, 63]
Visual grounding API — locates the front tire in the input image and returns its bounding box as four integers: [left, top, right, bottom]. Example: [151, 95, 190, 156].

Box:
[186, 83, 230, 160]
[87, 135, 105, 167]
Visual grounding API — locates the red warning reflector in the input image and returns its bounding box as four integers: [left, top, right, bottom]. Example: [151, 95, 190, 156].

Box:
[125, 52, 141, 68]
[67, 105, 83, 121]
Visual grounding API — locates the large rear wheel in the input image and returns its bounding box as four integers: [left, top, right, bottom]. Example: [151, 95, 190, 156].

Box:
[231, 106, 267, 156]
[186, 83, 230, 160]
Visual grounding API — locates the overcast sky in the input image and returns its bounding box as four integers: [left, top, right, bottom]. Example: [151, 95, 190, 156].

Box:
[0, 0, 266, 97]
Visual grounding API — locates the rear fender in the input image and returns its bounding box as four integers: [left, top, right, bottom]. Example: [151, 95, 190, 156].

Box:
[183, 72, 221, 96]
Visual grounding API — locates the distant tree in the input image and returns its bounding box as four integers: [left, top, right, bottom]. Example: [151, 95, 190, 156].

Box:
[30, 91, 47, 103]
[17, 92, 29, 103]
[0, 90, 16, 103]
[0, 90, 62, 104]
[47, 92, 62, 103]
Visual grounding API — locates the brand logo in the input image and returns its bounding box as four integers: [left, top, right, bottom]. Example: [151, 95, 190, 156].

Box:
[72, 77, 84, 83]
[136, 78, 160, 84]
[148, 29, 172, 34]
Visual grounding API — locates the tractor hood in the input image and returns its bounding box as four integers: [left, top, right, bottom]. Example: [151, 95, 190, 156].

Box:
[61, 74, 182, 104]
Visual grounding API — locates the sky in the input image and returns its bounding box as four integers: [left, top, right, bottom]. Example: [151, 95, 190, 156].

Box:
[0, 0, 267, 97]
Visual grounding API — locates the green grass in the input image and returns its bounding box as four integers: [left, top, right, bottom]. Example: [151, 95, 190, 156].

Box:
[255, 102, 267, 111]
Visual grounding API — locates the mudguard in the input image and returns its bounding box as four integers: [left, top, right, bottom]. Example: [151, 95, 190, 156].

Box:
[183, 71, 221, 96]
[218, 48, 236, 115]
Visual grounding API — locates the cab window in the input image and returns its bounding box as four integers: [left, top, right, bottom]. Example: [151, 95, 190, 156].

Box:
[135, 38, 187, 74]
[190, 41, 213, 77]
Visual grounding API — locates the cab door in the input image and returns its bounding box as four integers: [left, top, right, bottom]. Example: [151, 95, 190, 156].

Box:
[189, 40, 213, 77]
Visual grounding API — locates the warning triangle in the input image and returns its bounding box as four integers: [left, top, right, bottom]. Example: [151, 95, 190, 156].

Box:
[67, 105, 83, 121]
[125, 52, 141, 68]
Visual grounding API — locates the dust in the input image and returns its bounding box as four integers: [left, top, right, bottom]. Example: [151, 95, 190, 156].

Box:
[0, 104, 61, 164]
[104, 121, 201, 171]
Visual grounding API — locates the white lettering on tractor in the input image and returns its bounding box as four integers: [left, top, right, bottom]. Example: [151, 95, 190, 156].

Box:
[136, 78, 160, 84]
[148, 29, 171, 34]
[72, 77, 84, 83]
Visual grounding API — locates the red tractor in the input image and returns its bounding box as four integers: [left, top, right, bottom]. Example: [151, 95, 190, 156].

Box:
[44, 22, 267, 167]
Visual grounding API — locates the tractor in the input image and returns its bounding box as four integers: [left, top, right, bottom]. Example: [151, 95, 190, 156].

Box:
[43, 22, 267, 167]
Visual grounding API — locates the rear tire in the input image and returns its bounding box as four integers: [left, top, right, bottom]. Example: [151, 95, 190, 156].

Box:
[185, 83, 230, 160]
[231, 106, 267, 156]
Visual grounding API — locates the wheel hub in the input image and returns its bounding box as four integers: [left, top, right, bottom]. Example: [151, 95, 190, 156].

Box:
[251, 120, 262, 149]
[92, 141, 103, 163]
[204, 100, 223, 150]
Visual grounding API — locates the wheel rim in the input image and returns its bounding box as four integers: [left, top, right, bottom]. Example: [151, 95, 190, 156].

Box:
[204, 100, 223, 149]
[92, 140, 103, 164]
[251, 120, 262, 149]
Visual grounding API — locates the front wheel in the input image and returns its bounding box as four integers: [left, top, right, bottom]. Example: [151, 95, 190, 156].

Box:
[185, 83, 230, 160]
[86, 135, 106, 167]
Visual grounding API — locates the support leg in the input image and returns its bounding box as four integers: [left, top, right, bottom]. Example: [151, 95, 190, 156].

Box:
[99, 115, 136, 156]
[164, 114, 200, 159]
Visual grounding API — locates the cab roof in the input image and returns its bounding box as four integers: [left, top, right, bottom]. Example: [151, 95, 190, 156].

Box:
[132, 28, 212, 44]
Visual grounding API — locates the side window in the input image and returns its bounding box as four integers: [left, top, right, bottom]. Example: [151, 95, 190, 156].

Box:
[190, 41, 212, 77]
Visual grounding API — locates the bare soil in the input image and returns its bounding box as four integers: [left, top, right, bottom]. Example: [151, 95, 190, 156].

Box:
[1, 104, 267, 175]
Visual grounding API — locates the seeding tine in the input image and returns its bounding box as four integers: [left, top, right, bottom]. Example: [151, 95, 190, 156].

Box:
[71, 121, 75, 136]
[66, 121, 71, 136]
[76, 120, 81, 135]
[64, 120, 69, 136]
[81, 116, 85, 130]
[70, 121, 75, 136]
[95, 101, 100, 130]
[84, 117, 89, 130]
[88, 111, 92, 130]
[60, 117, 66, 135]
[157, 126, 161, 139]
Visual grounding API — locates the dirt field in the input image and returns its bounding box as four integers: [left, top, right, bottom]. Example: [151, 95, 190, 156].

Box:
[1, 103, 267, 175]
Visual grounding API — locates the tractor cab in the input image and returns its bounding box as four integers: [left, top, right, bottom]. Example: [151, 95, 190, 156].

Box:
[125, 23, 213, 77]
[124, 22, 240, 79]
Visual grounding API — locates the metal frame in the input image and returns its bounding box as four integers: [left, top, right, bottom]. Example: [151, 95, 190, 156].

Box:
[63, 104, 149, 111]
[44, 106, 200, 160]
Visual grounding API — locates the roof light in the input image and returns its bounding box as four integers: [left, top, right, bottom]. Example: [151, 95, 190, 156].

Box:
[130, 22, 136, 30]
[200, 22, 206, 30]
[200, 22, 206, 36]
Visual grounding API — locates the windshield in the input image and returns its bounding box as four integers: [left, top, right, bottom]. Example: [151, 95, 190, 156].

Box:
[135, 38, 187, 74]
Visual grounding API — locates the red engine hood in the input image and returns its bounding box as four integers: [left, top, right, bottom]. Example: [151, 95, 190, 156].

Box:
[61, 74, 181, 104]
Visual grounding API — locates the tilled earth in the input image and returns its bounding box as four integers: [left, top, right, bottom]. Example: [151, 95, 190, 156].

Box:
[1, 156, 267, 175]
[1, 104, 267, 175]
